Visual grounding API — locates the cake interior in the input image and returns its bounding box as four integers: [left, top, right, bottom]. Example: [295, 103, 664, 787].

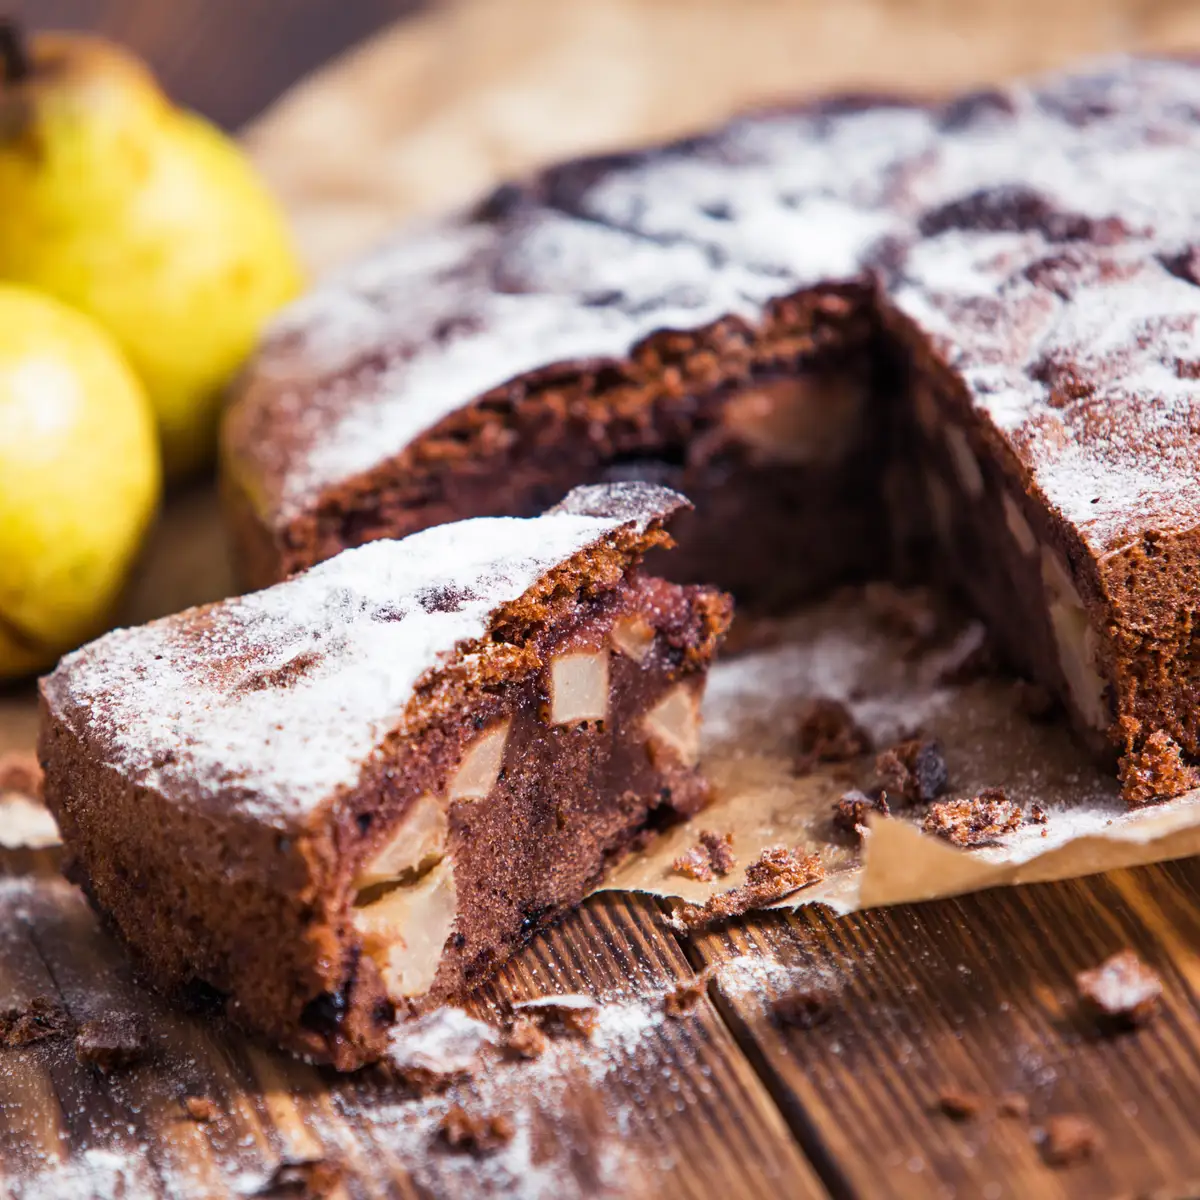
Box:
[265, 288, 910, 615]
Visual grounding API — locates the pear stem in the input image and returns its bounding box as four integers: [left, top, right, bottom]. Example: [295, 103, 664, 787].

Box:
[0, 18, 30, 85]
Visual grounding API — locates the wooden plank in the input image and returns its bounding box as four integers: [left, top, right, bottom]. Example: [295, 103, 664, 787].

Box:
[0, 854, 825, 1199]
[682, 861, 1200, 1199]
[10, 0, 421, 128]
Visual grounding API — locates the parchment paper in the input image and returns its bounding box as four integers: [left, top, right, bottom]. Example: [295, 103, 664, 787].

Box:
[5, 0, 1200, 915]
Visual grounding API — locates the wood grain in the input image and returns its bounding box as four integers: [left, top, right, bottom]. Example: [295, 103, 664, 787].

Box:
[684, 865, 1200, 1198]
[9, 0, 419, 128]
[0, 851, 824, 1199]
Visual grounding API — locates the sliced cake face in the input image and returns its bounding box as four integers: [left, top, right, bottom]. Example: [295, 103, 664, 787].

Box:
[39, 483, 732, 1068]
[223, 56, 1200, 790]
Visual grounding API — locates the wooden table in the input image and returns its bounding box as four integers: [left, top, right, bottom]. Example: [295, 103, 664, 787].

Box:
[6, 5, 1200, 1197]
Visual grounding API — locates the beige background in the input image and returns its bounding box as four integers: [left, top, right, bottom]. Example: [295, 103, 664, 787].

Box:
[247, 0, 1200, 271]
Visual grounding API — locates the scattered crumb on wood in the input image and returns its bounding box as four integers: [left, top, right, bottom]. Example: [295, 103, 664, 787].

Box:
[772, 989, 831, 1029]
[0, 751, 42, 798]
[795, 697, 872, 772]
[832, 788, 889, 841]
[500, 1016, 547, 1060]
[663, 967, 715, 1018]
[935, 1089, 986, 1121]
[998, 1093, 1030, 1120]
[671, 830, 736, 882]
[439, 1105, 515, 1154]
[681, 846, 825, 927]
[511, 996, 598, 1040]
[874, 738, 948, 805]
[74, 1014, 149, 1073]
[923, 789, 1023, 847]
[253, 1156, 345, 1197]
[1039, 1114, 1103, 1167]
[1075, 949, 1162, 1027]
[1014, 679, 1058, 721]
[182, 1095, 218, 1122]
[1118, 729, 1199, 807]
[0, 995, 72, 1047]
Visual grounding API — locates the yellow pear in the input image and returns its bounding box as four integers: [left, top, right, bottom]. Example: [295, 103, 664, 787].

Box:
[0, 284, 160, 679]
[0, 24, 304, 478]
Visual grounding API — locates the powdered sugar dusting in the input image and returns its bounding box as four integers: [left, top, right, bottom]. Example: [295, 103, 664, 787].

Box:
[233, 55, 1200, 556]
[42, 488, 673, 820]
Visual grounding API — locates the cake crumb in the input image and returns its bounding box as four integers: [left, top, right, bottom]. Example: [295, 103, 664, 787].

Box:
[500, 1016, 547, 1060]
[253, 1156, 345, 1197]
[795, 697, 871, 771]
[682, 846, 824, 927]
[0, 995, 72, 1047]
[998, 1093, 1030, 1120]
[0, 752, 42, 798]
[773, 989, 831, 1029]
[511, 995, 598, 1040]
[1118, 729, 1198, 807]
[663, 967, 715, 1018]
[439, 1105, 515, 1154]
[183, 1094, 218, 1122]
[874, 738, 948, 805]
[832, 788, 890, 840]
[1014, 680, 1058, 721]
[1075, 949, 1162, 1027]
[1040, 1114, 1103, 1167]
[671, 830, 736, 882]
[923, 789, 1023, 847]
[74, 1013, 148, 1073]
[935, 1090, 986, 1121]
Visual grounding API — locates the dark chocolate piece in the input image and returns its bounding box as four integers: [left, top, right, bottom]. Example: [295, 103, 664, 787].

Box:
[874, 738, 948, 806]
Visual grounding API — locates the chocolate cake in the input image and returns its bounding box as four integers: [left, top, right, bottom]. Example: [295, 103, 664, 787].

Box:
[39, 483, 731, 1068]
[221, 57, 1200, 799]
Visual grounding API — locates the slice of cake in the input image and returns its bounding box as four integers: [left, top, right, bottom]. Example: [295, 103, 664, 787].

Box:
[221, 57, 1200, 801]
[39, 483, 731, 1068]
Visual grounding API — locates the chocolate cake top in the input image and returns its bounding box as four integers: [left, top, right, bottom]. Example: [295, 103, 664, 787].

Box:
[42, 483, 684, 823]
[226, 56, 1200, 558]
